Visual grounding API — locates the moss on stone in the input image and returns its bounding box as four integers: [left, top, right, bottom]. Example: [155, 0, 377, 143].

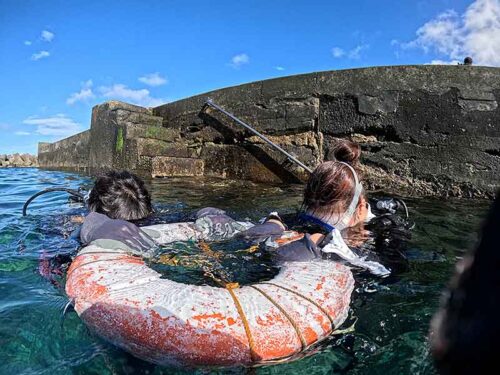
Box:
[116, 128, 124, 153]
[145, 126, 161, 139]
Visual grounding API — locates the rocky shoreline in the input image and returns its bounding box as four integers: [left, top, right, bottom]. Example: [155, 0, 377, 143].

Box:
[0, 154, 38, 168]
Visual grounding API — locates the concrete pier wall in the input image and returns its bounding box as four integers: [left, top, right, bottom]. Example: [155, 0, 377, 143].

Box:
[37, 130, 90, 170]
[38, 65, 500, 198]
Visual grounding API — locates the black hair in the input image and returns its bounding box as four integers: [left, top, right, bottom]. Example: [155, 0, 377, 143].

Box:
[87, 170, 153, 221]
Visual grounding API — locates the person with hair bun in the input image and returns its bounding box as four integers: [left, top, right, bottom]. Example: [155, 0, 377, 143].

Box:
[247, 139, 392, 276]
[185, 138, 408, 277]
[302, 139, 368, 231]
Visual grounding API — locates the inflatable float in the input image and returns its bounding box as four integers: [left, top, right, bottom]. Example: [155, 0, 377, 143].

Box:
[65, 223, 354, 367]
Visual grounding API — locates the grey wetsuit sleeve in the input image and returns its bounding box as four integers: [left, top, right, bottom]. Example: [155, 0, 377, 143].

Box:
[194, 213, 253, 240]
[236, 222, 285, 239]
[194, 207, 227, 219]
[80, 212, 156, 254]
[275, 233, 322, 262]
[80, 212, 109, 244]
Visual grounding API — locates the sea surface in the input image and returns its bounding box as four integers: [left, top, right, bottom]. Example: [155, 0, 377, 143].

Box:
[0, 168, 489, 374]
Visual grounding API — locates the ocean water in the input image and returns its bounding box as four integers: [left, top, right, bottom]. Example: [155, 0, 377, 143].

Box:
[0, 168, 489, 375]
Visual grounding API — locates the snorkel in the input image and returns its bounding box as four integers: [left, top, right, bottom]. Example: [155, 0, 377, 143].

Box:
[22, 187, 88, 216]
[333, 162, 363, 230]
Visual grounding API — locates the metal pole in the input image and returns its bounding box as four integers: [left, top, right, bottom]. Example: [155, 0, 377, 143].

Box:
[204, 99, 313, 174]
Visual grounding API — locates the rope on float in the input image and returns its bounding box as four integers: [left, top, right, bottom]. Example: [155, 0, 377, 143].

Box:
[250, 285, 307, 350]
[225, 282, 259, 362]
[261, 282, 336, 333]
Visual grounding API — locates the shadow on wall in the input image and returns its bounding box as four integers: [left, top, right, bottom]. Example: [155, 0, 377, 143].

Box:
[198, 109, 304, 184]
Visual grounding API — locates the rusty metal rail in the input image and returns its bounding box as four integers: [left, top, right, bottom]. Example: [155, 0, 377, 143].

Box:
[204, 99, 313, 174]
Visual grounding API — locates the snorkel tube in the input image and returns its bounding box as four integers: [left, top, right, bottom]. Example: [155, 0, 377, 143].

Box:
[22, 187, 86, 216]
[335, 162, 363, 230]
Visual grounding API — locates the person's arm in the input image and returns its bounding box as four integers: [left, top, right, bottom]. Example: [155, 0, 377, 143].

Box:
[141, 207, 255, 244]
[236, 219, 285, 239]
[274, 233, 323, 262]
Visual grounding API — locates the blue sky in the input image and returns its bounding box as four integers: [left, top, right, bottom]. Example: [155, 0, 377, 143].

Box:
[0, 0, 498, 154]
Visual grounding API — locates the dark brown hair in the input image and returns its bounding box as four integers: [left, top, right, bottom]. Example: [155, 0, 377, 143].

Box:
[88, 170, 153, 221]
[327, 138, 361, 166]
[303, 140, 362, 216]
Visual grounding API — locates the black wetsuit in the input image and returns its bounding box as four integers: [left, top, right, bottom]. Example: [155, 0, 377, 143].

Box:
[191, 201, 412, 271]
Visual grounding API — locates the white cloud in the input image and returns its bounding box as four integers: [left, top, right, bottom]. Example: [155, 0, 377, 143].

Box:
[428, 59, 461, 65]
[66, 80, 95, 105]
[41, 30, 54, 42]
[23, 114, 81, 137]
[138, 72, 168, 86]
[15, 131, 31, 136]
[230, 53, 249, 68]
[275, 66, 285, 71]
[348, 44, 369, 59]
[31, 51, 50, 61]
[331, 44, 369, 59]
[403, 0, 500, 66]
[331, 47, 345, 58]
[99, 84, 165, 107]
[24, 40, 32, 46]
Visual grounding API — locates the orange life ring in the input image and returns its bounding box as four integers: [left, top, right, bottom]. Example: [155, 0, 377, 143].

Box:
[66, 227, 354, 367]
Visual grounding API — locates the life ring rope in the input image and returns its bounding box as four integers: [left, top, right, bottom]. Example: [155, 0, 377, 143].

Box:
[260, 282, 336, 332]
[225, 283, 259, 362]
[250, 285, 307, 350]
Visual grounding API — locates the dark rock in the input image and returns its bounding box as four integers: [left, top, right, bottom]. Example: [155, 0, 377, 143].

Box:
[357, 92, 398, 115]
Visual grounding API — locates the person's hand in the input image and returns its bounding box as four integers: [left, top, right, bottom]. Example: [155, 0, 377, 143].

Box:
[309, 233, 325, 245]
[350, 196, 368, 227]
[70, 215, 85, 224]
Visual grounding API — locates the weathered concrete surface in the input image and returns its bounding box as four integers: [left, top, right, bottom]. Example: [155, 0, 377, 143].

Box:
[38, 66, 500, 198]
[37, 131, 90, 170]
[0, 153, 38, 167]
[151, 156, 204, 177]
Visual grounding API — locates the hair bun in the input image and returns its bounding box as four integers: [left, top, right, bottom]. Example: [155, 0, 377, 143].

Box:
[328, 139, 361, 165]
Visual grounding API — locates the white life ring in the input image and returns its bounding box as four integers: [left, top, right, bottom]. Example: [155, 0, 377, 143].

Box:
[66, 223, 354, 367]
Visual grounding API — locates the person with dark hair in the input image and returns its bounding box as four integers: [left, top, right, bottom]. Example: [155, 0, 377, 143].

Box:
[79, 170, 156, 254]
[87, 170, 153, 221]
[39, 170, 156, 287]
[301, 140, 367, 230]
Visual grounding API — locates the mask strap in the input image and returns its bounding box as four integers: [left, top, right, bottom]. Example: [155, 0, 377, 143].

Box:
[335, 162, 362, 230]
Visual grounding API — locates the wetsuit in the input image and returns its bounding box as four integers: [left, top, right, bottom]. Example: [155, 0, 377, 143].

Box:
[77, 198, 412, 275]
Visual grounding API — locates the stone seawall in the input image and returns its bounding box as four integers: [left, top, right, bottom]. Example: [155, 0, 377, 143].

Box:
[38, 66, 500, 198]
[38, 130, 90, 170]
